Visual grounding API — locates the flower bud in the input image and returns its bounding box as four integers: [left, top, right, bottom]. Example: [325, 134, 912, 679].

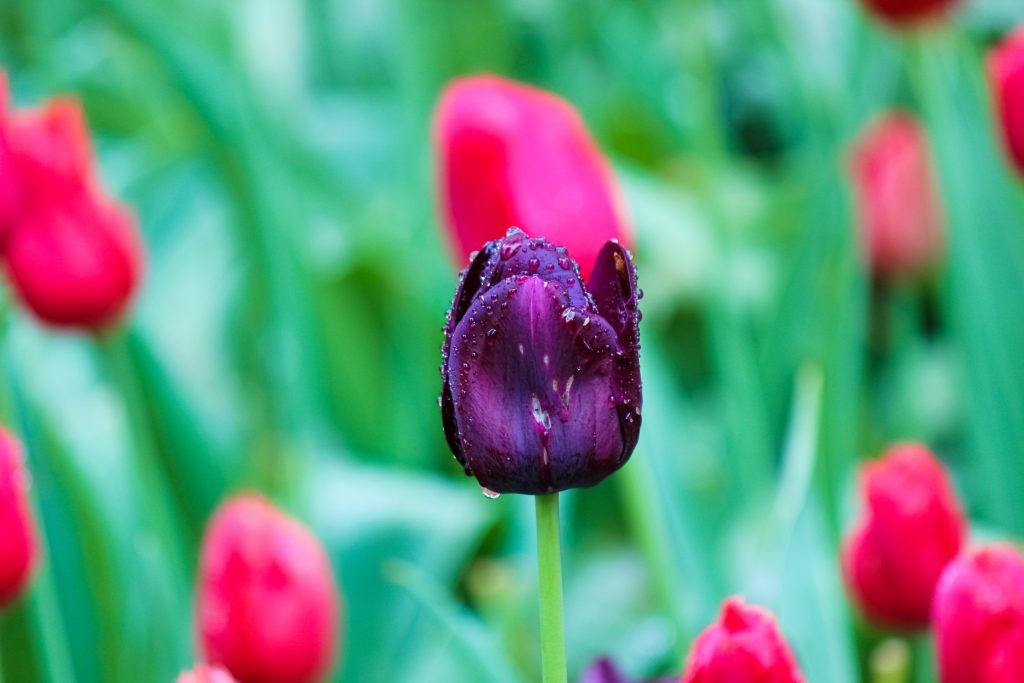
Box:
[177, 666, 237, 683]
[841, 443, 965, 630]
[197, 495, 341, 683]
[989, 28, 1024, 177]
[681, 597, 805, 683]
[934, 545, 1024, 683]
[0, 426, 37, 608]
[858, 0, 957, 27]
[435, 75, 630, 279]
[440, 228, 641, 495]
[848, 112, 944, 280]
[0, 88, 143, 330]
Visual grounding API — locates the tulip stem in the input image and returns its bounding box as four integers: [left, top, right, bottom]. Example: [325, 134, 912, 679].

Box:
[535, 493, 567, 683]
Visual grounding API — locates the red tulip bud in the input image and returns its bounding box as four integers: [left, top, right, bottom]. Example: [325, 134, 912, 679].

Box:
[177, 666, 237, 683]
[197, 495, 341, 683]
[989, 28, 1024, 177]
[0, 426, 37, 608]
[848, 112, 944, 280]
[435, 75, 630, 279]
[681, 597, 805, 683]
[841, 443, 965, 630]
[0, 81, 144, 330]
[858, 0, 957, 27]
[934, 545, 1024, 683]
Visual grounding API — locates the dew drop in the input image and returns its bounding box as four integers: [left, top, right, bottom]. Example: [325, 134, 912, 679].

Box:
[528, 257, 541, 273]
[482, 487, 501, 499]
[557, 257, 571, 270]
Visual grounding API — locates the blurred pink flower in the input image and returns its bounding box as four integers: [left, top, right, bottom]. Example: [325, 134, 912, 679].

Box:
[848, 112, 944, 280]
[0, 425, 37, 608]
[0, 76, 143, 330]
[435, 75, 630, 280]
[177, 665, 237, 683]
[934, 545, 1024, 683]
[841, 443, 965, 630]
[681, 597, 805, 683]
[989, 27, 1024, 177]
[859, 0, 958, 27]
[197, 494, 341, 683]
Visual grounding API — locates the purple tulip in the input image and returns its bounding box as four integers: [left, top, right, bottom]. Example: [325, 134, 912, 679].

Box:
[440, 227, 642, 495]
[580, 658, 675, 683]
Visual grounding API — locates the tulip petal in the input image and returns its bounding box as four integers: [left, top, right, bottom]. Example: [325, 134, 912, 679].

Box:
[448, 275, 625, 493]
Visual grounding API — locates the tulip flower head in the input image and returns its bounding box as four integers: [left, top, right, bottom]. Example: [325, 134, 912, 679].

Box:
[580, 658, 675, 683]
[435, 75, 630, 279]
[197, 495, 341, 683]
[440, 228, 642, 495]
[0, 78, 143, 330]
[848, 112, 944, 281]
[858, 0, 958, 27]
[841, 443, 965, 631]
[934, 545, 1024, 683]
[989, 28, 1024, 177]
[177, 666, 238, 683]
[681, 597, 805, 683]
[0, 426, 37, 608]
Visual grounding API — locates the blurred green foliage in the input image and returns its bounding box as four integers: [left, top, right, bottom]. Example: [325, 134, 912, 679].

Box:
[1, 0, 1024, 681]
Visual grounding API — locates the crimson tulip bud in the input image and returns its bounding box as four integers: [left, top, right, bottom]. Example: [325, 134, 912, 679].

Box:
[0, 88, 143, 330]
[197, 495, 341, 683]
[435, 75, 630, 280]
[934, 545, 1024, 683]
[177, 666, 237, 683]
[440, 228, 642, 495]
[681, 597, 805, 683]
[848, 112, 944, 280]
[858, 0, 957, 27]
[841, 443, 965, 630]
[989, 28, 1024, 177]
[0, 426, 37, 608]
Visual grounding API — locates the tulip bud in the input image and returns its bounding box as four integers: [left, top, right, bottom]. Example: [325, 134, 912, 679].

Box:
[177, 666, 237, 683]
[989, 28, 1024, 177]
[197, 495, 341, 683]
[0, 89, 144, 330]
[681, 597, 805, 683]
[841, 443, 965, 630]
[435, 75, 630, 279]
[858, 0, 957, 27]
[934, 545, 1024, 683]
[0, 426, 37, 608]
[440, 228, 642, 495]
[848, 112, 944, 280]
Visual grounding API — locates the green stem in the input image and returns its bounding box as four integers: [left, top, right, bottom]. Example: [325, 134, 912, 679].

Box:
[535, 493, 567, 683]
[95, 332, 190, 631]
[27, 554, 75, 683]
[618, 457, 688, 657]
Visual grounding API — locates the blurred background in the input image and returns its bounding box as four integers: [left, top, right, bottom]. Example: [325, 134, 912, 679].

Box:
[1, 0, 1024, 681]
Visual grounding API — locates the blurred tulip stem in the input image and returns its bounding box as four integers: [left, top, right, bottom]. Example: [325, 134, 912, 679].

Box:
[869, 638, 910, 683]
[27, 553, 76, 683]
[535, 493, 567, 683]
[95, 330, 189, 602]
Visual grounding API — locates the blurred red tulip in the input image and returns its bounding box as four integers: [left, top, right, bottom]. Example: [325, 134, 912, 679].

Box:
[934, 545, 1024, 683]
[177, 666, 237, 683]
[0, 80, 144, 330]
[0, 426, 37, 608]
[858, 0, 957, 26]
[681, 597, 805, 683]
[841, 443, 965, 630]
[989, 28, 1024, 177]
[435, 75, 630, 279]
[848, 112, 944, 280]
[197, 495, 341, 683]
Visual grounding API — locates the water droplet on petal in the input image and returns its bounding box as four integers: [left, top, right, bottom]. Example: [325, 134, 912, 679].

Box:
[482, 487, 501, 499]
